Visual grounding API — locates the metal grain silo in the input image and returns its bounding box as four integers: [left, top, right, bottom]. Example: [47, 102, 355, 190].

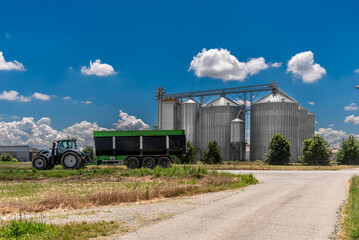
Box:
[307, 112, 315, 139]
[161, 99, 179, 130]
[199, 96, 242, 161]
[298, 107, 309, 155]
[250, 91, 299, 162]
[230, 118, 245, 160]
[180, 99, 200, 146]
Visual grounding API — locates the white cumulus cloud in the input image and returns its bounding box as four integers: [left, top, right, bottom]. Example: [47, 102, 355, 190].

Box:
[32, 92, 50, 101]
[345, 115, 359, 124]
[344, 103, 358, 111]
[308, 101, 315, 106]
[113, 110, 150, 130]
[81, 59, 116, 77]
[354, 69, 359, 74]
[63, 96, 72, 101]
[287, 51, 326, 83]
[0, 90, 31, 102]
[271, 62, 282, 67]
[0, 51, 25, 71]
[188, 48, 273, 81]
[316, 128, 355, 148]
[0, 110, 150, 149]
[81, 100, 92, 104]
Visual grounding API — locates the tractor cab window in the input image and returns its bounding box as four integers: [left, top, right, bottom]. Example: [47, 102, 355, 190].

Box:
[57, 140, 77, 153]
[67, 141, 76, 149]
[57, 141, 68, 153]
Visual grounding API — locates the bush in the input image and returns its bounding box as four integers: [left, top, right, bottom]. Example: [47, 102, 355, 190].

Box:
[180, 141, 197, 164]
[336, 135, 359, 165]
[0, 153, 17, 162]
[301, 134, 331, 166]
[264, 134, 291, 165]
[82, 146, 94, 161]
[202, 141, 222, 164]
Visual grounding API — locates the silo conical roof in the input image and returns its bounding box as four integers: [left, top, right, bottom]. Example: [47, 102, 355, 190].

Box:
[183, 99, 199, 104]
[206, 96, 239, 107]
[231, 117, 244, 122]
[255, 91, 297, 104]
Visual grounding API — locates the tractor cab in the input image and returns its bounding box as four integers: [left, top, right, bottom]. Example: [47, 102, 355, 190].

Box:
[54, 139, 77, 154]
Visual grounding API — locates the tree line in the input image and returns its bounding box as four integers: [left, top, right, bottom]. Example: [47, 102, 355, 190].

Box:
[266, 133, 359, 165]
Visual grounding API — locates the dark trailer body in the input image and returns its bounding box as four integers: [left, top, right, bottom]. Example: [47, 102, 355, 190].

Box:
[93, 130, 186, 169]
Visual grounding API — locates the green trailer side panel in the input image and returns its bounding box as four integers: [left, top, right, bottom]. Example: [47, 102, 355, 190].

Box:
[94, 130, 185, 137]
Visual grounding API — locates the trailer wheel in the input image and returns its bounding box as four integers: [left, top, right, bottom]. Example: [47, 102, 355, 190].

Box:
[32, 156, 48, 170]
[158, 157, 172, 168]
[61, 152, 81, 169]
[142, 157, 155, 169]
[126, 157, 140, 169]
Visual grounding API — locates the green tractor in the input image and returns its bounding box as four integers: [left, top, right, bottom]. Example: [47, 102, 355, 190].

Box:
[32, 138, 88, 170]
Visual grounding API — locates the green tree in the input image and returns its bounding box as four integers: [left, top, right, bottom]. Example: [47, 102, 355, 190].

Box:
[82, 146, 94, 161]
[0, 153, 17, 162]
[336, 135, 359, 165]
[202, 141, 222, 164]
[180, 141, 197, 164]
[301, 134, 331, 166]
[264, 134, 291, 165]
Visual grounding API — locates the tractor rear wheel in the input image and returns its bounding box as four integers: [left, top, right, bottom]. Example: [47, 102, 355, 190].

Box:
[158, 157, 172, 168]
[32, 156, 48, 170]
[126, 157, 140, 169]
[46, 163, 55, 170]
[61, 152, 82, 169]
[142, 157, 155, 169]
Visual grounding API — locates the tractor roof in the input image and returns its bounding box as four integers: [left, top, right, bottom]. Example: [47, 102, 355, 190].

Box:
[54, 138, 77, 143]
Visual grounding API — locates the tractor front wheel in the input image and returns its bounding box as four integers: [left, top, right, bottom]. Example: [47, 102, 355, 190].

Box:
[61, 152, 82, 170]
[32, 156, 48, 170]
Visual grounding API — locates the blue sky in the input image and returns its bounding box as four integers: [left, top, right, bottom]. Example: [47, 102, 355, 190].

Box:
[0, 0, 359, 147]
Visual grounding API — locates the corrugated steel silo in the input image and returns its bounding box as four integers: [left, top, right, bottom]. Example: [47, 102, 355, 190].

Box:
[161, 99, 179, 130]
[307, 113, 315, 139]
[230, 118, 245, 160]
[180, 99, 200, 146]
[298, 107, 309, 155]
[250, 91, 299, 162]
[199, 96, 241, 161]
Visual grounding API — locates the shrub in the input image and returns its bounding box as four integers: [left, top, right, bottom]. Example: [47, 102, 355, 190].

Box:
[202, 141, 222, 164]
[82, 146, 94, 161]
[264, 134, 291, 165]
[180, 141, 197, 164]
[0, 153, 17, 162]
[336, 135, 359, 165]
[301, 134, 331, 166]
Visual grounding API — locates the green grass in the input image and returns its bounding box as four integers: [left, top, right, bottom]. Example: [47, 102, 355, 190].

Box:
[339, 175, 359, 239]
[201, 161, 357, 171]
[0, 165, 258, 215]
[0, 160, 19, 164]
[0, 218, 125, 240]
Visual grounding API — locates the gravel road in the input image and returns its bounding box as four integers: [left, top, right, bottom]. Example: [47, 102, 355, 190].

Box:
[116, 169, 359, 240]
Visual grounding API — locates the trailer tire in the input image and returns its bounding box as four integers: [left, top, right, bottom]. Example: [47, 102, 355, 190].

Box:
[158, 157, 172, 168]
[126, 157, 140, 169]
[61, 152, 82, 169]
[32, 156, 48, 170]
[142, 157, 155, 169]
